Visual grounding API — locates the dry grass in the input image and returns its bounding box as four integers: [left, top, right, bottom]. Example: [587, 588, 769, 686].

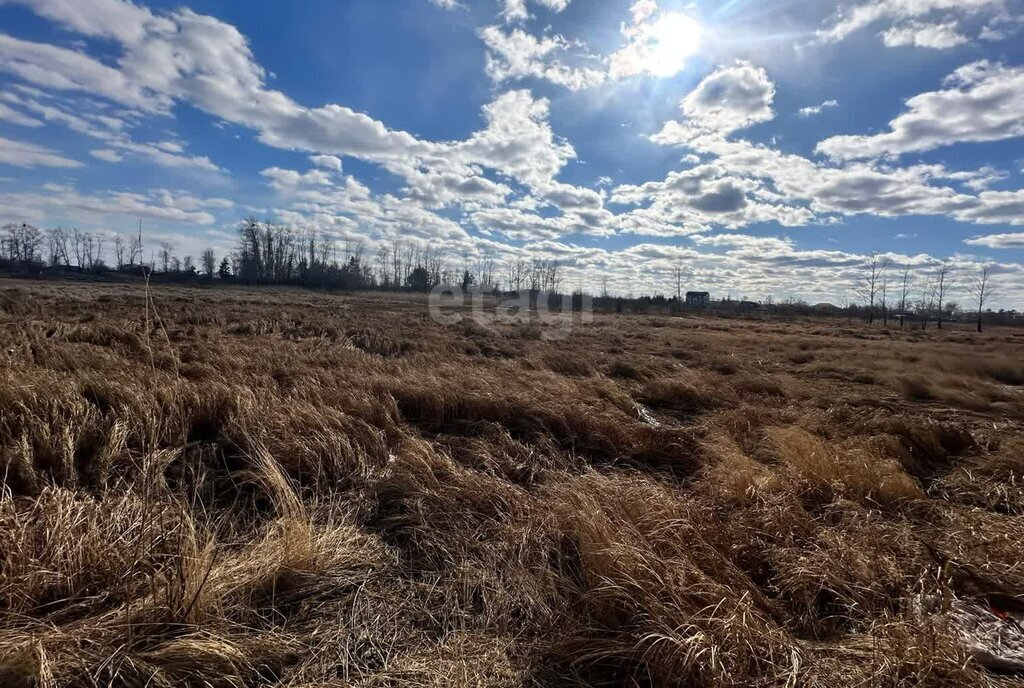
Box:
[0, 279, 1022, 687]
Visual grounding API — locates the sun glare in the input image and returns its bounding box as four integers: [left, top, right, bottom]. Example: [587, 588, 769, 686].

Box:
[644, 12, 703, 77]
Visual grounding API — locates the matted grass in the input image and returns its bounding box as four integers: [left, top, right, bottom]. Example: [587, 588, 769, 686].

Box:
[0, 279, 1022, 687]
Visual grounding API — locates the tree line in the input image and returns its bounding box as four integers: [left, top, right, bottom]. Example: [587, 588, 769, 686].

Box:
[1, 221, 1016, 330]
[0, 219, 564, 294]
[854, 252, 996, 332]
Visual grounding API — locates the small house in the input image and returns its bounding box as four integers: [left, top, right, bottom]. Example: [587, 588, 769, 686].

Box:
[685, 291, 710, 308]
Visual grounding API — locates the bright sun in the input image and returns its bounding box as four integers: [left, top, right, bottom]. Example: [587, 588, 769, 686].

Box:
[644, 13, 703, 77]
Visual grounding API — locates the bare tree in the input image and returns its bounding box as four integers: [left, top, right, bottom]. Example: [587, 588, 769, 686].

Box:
[880, 275, 889, 326]
[71, 229, 87, 269]
[897, 265, 913, 329]
[918, 277, 935, 330]
[932, 261, 953, 330]
[547, 259, 562, 293]
[114, 235, 127, 269]
[672, 259, 685, 312]
[1, 223, 43, 264]
[375, 245, 390, 288]
[854, 252, 889, 324]
[477, 252, 496, 291]
[201, 248, 216, 278]
[506, 258, 527, 292]
[159, 241, 174, 273]
[93, 233, 104, 268]
[129, 225, 144, 266]
[47, 227, 70, 267]
[968, 264, 995, 333]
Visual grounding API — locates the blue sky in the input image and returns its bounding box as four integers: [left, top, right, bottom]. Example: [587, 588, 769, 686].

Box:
[1, 0, 1023, 305]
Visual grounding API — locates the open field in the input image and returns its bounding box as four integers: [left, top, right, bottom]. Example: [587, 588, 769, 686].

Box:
[1, 279, 1023, 687]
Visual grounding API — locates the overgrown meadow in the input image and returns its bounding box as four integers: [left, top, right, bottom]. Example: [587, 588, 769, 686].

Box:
[1, 280, 1023, 687]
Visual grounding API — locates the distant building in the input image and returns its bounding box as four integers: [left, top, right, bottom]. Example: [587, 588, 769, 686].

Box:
[685, 291, 710, 308]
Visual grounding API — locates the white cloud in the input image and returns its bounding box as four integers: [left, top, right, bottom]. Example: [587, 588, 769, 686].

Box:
[89, 148, 123, 162]
[653, 62, 775, 143]
[0, 183, 222, 224]
[816, 61, 1024, 160]
[965, 232, 1024, 248]
[611, 163, 814, 235]
[816, 0, 1003, 45]
[690, 233, 795, 251]
[651, 121, 1024, 230]
[501, 0, 571, 23]
[453, 90, 575, 189]
[479, 26, 605, 91]
[261, 166, 335, 189]
[940, 164, 1008, 190]
[309, 154, 342, 171]
[629, 0, 658, 24]
[1, 5, 581, 191]
[798, 99, 838, 117]
[647, 67, 1024, 234]
[2, 90, 219, 171]
[428, 0, 461, 8]
[881, 21, 969, 48]
[0, 34, 168, 111]
[483, 1, 711, 90]
[0, 101, 43, 126]
[0, 0, 174, 45]
[0, 135, 81, 168]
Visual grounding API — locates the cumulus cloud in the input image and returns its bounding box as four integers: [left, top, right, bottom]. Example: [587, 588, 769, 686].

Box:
[652, 62, 775, 144]
[479, 26, 606, 91]
[309, 154, 342, 171]
[0, 135, 81, 168]
[452, 90, 575, 189]
[261, 166, 335, 190]
[611, 163, 812, 234]
[0, 2, 582, 192]
[816, 61, 1024, 160]
[646, 65, 1024, 234]
[652, 121, 1024, 230]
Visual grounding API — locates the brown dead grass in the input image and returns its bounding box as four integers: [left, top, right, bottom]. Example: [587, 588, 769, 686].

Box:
[0, 279, 1022, 687]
